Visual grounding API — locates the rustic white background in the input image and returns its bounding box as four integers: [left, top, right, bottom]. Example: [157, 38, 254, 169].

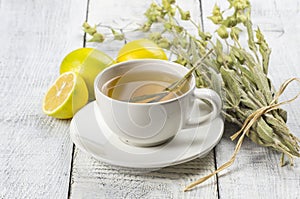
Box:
[0, 0, 299, 198]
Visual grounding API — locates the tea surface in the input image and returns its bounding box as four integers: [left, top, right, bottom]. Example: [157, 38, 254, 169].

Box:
[102, 71, 190, 103]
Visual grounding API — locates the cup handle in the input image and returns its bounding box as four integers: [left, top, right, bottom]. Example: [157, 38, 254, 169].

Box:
[185, 88, 222, 125]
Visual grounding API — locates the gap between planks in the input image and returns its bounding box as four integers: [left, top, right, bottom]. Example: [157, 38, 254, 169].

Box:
[67, 0, 91, 198]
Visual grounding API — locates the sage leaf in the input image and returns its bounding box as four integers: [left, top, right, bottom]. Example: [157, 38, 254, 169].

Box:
[252, 66, 273, 104]
[256, 118, 274, 143]
[220, 66, 241, 107]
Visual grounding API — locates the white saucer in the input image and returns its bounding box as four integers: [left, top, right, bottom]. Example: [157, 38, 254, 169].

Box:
[70, 101, 224, 169]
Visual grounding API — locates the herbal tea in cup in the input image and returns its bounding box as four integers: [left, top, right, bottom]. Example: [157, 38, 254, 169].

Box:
[101, 70, 190, 103]
[94, 59, 222, 147]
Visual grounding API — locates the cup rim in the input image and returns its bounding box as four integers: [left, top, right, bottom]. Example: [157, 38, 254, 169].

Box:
[94, 59, 196, 105]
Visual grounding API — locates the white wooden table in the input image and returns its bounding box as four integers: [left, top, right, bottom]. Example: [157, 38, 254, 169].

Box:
[1, 0, 300, 198]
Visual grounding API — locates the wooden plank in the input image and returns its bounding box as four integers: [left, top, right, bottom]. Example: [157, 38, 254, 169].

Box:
[0, 0, 87, 198]
[70, 149, 217, 198]
[69, 0, 218, 198]
[202, 0, 300, 198]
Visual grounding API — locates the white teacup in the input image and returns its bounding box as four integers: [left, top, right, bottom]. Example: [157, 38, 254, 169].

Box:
[94, 59, 222, 147]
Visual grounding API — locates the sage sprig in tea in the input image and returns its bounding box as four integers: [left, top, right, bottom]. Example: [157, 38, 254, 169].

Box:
[128, 49, 213, 103]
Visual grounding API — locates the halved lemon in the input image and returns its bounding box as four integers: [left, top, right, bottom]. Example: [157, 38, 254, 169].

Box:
[116, 39, 168, 62]
[42, 72, 88, 119]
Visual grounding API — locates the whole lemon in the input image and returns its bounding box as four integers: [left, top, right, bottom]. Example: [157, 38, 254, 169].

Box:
[116, 39, 168, 62]
[60, 48, 115, 100]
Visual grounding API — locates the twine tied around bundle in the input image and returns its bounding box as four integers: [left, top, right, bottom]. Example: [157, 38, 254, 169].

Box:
[184, 77, 300, 192]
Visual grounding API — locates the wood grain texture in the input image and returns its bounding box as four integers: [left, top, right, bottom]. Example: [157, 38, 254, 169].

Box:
[0, 0, 87, 198]
[202, 0, 300, 198]
[70, 149, 217, 199]
[69, 0, 218, 198]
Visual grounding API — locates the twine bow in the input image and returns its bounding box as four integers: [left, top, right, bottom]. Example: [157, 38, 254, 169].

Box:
[184, 77, 300, 192]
